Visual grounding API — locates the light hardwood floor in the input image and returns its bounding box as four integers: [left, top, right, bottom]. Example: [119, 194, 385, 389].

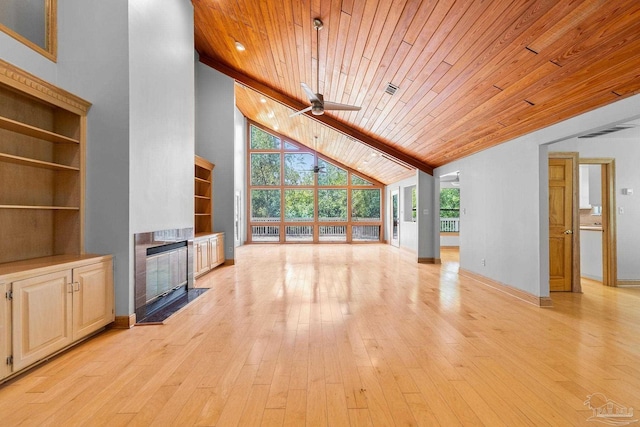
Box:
[1, 245, 639, 426]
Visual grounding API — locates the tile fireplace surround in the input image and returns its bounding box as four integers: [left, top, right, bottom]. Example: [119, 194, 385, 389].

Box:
[134, 228, 194, 322]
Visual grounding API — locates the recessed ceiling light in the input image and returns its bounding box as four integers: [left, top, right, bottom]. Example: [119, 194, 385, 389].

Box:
[234, 41, 246, 52]
[260, 97, 267, 103]
[267, 111, 275, 119]
[274, 124, 279, 131]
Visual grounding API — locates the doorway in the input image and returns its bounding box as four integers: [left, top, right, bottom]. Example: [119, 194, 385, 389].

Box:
[390, 188, 399, 247]
[579, 158, 617, 287]
[548, 153, 617, 292]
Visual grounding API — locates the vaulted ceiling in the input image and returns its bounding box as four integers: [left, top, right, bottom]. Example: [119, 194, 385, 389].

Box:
[194, 0, 640, 184]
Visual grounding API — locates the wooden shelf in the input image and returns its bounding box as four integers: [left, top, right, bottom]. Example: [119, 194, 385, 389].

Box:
[0, 116, 79, 144]
[195, 155, 214, 235]
[0, 153, 79, 171]
[0, 205, 80, 210]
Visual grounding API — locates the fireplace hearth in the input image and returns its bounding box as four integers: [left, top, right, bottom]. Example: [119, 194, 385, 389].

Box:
[134, 228, 196, 323]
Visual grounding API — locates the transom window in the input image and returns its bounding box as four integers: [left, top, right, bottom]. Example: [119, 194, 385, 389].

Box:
[248, 123, 383, 243]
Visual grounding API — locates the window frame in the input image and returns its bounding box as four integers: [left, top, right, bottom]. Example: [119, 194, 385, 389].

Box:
[247, 121, 384, 243]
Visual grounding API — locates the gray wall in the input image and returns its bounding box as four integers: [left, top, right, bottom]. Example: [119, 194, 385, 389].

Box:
[551, 132, 640, 281]
[385, 170, 437, 260]
[195, 62, 236, 260]
[434, 92, 640, 297]
[0, 0, 195, 316]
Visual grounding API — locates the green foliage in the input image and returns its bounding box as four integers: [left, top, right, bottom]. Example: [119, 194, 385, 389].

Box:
[251, 189, 281, 219]
[251, 153, 280, 186]
[412, 187, 417, 221]
[250, 125, 280, 149]
[352, 189, 381, 220]
[440, 188, 460, 218]
[285, 189, 314, 220]
[284, 153, 314, 185]
[318, 159, 347, 186]
[318, 190, 347, 220]
[351, 174, 373, 186]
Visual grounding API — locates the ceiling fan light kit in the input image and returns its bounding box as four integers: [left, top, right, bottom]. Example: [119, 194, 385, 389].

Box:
[290, 18, 361, 117]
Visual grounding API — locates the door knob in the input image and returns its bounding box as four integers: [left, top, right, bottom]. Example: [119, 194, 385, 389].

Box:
[564, 229, 573, 234]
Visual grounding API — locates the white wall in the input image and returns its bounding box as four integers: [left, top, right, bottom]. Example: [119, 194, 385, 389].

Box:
[551, 134, 640, 281]
[128, 0, 195, 235]
[385, 175, 418, 252]
[234, 106, 247, 246]
[195, 62, 236, 260]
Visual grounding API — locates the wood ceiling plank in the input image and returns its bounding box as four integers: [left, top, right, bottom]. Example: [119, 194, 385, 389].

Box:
[341, 0, 378, 102]
[350, 0, 406, 123]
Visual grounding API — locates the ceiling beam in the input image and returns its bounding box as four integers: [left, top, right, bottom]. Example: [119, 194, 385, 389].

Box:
[199, 55, 434, 175]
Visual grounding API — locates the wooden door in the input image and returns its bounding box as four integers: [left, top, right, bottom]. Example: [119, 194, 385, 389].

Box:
[72, 260, 114, 341]
[12, 270, 73, 371]
[0, 282, 10, 380]
[549, 158, 574, 291]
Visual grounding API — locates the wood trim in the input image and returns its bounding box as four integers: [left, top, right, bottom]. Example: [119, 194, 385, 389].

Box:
[112, 314, 136, 329]
[0, 59, 90, 114]
[0, 0, 57, 62]
[580, 158, 617, 287]
[549, 152, 581, 293]
[418, 258, 441, 264]
[224, 259, 235, 266]
[200, 56, 433, 175]
[439, 246, 459, 249]
[617, 280, 640, 287]
[459, 268, 552, 307]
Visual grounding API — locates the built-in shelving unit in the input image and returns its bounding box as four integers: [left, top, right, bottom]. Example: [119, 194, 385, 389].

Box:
[194, 155, 214, 235]
[0, 59, 114, 384]
[0, 59, 89, 264]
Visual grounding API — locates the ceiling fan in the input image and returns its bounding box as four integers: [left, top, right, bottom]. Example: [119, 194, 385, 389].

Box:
[290, 18, 361, 117]
[302, 136, 326, 173]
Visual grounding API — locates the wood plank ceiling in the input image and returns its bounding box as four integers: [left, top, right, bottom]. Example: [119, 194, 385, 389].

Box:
[194, 0, 640, 184]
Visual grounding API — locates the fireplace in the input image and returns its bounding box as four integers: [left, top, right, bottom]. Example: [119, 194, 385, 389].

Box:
[134, 228, 195, 323]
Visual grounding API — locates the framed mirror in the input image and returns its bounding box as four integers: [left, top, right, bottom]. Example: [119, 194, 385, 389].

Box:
[0, 0, 57, 61]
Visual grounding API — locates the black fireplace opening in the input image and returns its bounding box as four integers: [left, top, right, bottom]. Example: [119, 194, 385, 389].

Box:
[134, 228, 202, 323]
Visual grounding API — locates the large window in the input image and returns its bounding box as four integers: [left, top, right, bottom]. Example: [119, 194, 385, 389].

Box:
[248, 123, 383, 243]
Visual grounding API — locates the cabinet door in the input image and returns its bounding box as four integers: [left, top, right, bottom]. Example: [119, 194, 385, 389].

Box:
[0, 282, 10, 380]
[12, 270, 73, 371]
[217, 234, 225, 266]
[72, 260, 114, 341]
[195, 240, 210, 276]
[209, 236, 219, 267]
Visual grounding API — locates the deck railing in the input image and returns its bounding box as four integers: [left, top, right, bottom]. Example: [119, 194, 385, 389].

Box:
[440, 218, 460, 232]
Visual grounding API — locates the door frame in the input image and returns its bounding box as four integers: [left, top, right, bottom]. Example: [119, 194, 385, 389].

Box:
[549, 152, 581, 292]
[390, 188, 400, 247]
[579, 158, 617, 287]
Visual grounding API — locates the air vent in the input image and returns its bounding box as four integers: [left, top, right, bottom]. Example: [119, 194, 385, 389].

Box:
[385, 83, 400, 96]
[578, 125, 635, 138]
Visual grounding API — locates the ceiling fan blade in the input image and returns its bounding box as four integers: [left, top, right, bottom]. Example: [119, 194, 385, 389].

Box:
[323, 101, 361, 111]
[300, 82, 320, 103]
[289, 106, 313, 117]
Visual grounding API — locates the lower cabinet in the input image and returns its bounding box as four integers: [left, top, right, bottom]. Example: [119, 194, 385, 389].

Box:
[0, 255, 114, 380]
[0, 282, 9, 380]
[194, 232, 225, 278]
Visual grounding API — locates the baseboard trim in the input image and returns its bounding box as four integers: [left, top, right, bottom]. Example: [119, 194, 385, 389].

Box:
[418, 257, 441, 264]
[459, 268, 552, 307]
[112, 313, 136, 329]
[617, 280, 640, 287]
[440, 246, 459, 249]
[224, 259, 235, 266]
